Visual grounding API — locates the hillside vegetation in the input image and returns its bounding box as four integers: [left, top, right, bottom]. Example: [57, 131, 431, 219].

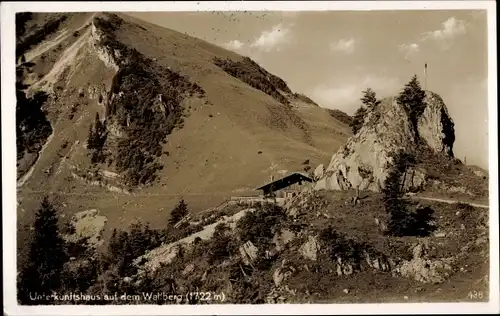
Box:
[15, 12, 351, 272]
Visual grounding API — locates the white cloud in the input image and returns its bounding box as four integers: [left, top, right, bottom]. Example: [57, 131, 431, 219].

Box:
[330, 38, 356, 54]
[422, 17, 467, 49]
[223, 39, 244, 51]
[398, 43, 420, 58]
[250, 23, 291, 52]
[311, 74, 401, 114]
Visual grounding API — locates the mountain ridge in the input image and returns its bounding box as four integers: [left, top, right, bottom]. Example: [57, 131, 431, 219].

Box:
[15, 12, 351, 241]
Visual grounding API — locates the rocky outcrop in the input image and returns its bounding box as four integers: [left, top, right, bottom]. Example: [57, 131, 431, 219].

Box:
[313, 164, 324, 181]
[397, 242, 453, 284]
[418, 92, 455, 156]
[89, 21, 120, 72]
[316, 91, 455, 192]
[63, 209, 107, 248]
[299, 236, 320, 261]
[273, 259, 296, 287]
[239, 241, 259, 265]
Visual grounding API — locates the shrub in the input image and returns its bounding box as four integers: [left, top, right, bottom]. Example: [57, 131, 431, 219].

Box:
[87, 113, 107, 164]
[16, 87, 52, 161]
[105, 222, 161, 276]
[349, 106, 367, 135]
[236, 203, 287, 248]
[327, 109, 353, 126]
[169, 199, 189, 226]
[318, 225, 364, 268]
[214, 56, 291, 105]
[16, 14, 68, 57]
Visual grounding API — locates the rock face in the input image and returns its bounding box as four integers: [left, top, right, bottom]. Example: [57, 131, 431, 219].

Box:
[316, 91, 455, 192]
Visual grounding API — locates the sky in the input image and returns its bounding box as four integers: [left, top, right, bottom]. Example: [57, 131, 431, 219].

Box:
[128, 10, 489, 169]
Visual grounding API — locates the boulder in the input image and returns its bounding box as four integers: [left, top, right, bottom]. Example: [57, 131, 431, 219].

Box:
[316, 92, 454, 193]
[299, 236, 320, 261]
[239, 241, 259, 265]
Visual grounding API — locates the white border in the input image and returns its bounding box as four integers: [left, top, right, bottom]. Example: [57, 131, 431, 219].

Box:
[1, 1, 498, 315]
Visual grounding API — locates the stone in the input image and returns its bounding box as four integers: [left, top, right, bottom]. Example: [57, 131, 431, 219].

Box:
[182, 263, 195, 276]
[399, 258, 453, 284]
[313, 164, 324, 181]
[299, 236, 320, 261]
[239, 241, 259, 265]
[434, 232, 446, 238]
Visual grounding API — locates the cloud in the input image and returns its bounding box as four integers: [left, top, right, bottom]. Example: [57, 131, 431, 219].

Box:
[330, 38, 356, 54]
[311, 74, 401, 114]
[223, 39, 244, 51]
[250, 23, 291, 52]
[398, 43, 420, 58]
[422, 17, 467, 49]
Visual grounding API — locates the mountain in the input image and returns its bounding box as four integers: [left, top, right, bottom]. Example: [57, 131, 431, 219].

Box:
[15, 12, 351, 253]
[14, 12, 489, 305]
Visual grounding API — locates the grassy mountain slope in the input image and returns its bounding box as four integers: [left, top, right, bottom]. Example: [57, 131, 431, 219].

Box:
[16, 12, 351, 257]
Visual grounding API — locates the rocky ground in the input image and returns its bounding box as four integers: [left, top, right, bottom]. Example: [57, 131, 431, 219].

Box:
[103, 188, 489, 304]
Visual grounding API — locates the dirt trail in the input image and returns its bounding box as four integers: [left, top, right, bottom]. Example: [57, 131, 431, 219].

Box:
[408, 195, 489, 209]
[17, 131, 55, 188]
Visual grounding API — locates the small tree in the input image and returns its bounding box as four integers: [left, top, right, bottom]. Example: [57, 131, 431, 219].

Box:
[18, 197, 68, 304]
[349, 88, 380, 135]
[360, 88, 380, 110]
[349, 106, 367, 134]
[396, 75, 426, 138]
[169, 199, 189, 226]
[382, 151, 417, 236]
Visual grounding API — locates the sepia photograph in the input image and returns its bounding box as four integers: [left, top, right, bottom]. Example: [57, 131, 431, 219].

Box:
[2, 1, 498, 315]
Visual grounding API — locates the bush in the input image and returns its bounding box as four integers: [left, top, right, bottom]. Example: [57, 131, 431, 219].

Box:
[349, 106, 367, 135]
[214, 56, 291, 105]
[169, 199, 189, 226]
[318, 226, 364, 268]
[105, 222, 161, 276]
[16, 87, 52, 161]
[16, 14, 68, 57]
[236, 203, 287, 248]
[87, 113, 107, 164]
